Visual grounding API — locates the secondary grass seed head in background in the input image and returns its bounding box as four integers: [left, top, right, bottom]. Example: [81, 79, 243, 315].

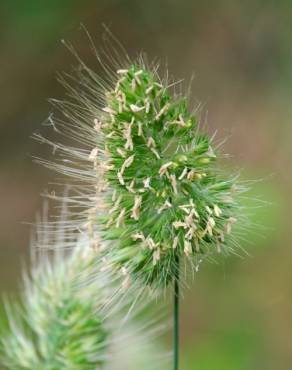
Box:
[0, 204, 168, 370]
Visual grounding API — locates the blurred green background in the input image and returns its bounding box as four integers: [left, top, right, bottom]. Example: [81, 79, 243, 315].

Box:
[0, 1, 291, 369]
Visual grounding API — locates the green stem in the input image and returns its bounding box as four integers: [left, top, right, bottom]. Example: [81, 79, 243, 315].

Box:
[173, 255, 180, 370]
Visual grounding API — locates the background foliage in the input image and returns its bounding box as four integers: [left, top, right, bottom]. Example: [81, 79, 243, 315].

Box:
[0, 1, 291, 369]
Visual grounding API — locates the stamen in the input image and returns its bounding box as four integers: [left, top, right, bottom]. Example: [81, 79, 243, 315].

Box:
[157, 200, 172, 214]
[169, 174, 178, 194]
[116, 208, 126, 227]
[89, 148, 99, 162]
[117, 69, 128, 75]
[143, 177, 151, 188]
[184, 240, 192, 256]
[134, 70, 143, 76]
[178, 167, 188, 180]
[206, 206, 213, 214]
[94, 118, 102, 132]
[153, 249, 160, 265]
[155, 103, 169, 120]
[213, 204, 222, 217]
[146, 85, 154, 94]
[132, 232, 145, 241]
[225, 217, 237, 234]
[117, 148, 126, 158]
[147, 137, 156, 148]
[138, 122, 143, 136]
[126, 180, 135, 193]
[130, 104, 145, 113]
[145, 99, 150, 113]
[131, 195, 142, 220]
[146, 237, 158, 250]
[121, 154, 135, 174]
[173, 221, 187, 229]
[173, 236, 179, 249]
[102, 106, 116, 115]
[159, 162, 173, 176]
[124, 118, 134, 151]
[117, 171, 125, 185]
[151, 148, 161, 159]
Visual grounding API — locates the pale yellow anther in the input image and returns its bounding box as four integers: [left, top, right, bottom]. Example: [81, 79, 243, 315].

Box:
[206, 206, 213, 215]
[116, 208, 126, 227]
[184, 240, 192, 256]
[155, 103, 169, 120]
[147, 137, 156, 148]
[111, 189, 117, 202]
[117, 148, 126, 158]
[122, 275, 131, 290]
[132, 232, 145, 241]
[145, 99, 150, 113]
[89, 148, 99, 162]
[173, 221, 187, 229]
[93, 118, 102, 132]
[146, 85, 154, 94]
[126, 180, 136, 193]
[130, 104, 144, 113]
[106, 132, 114, 139]
[123, 118, 134, 151]
[117, 69, 128, 75]
[154, 82, 163, 88]
[135, 74, 142, 85]
[173, 236, 179, 249]
[213, 204, 222, 217]
[169, 174, 178, 194]
[225, 217, 237, 234]
[146, 237, 159, 250]
[153, 249, 161, 265]
[131, 78, 136, 91]
[117, 171, 125, 186]
[151, 148, 161, 159]
[121, 154, 135, 174]
[131, 195, 142, 220]
[143, 177, 151, 188]
[102, 106, 116, 115]
[157, 200, 172, 214]
[138, 122, 143, 136]
[178, 167, 188, 180]
[159, 162, 173, 176]
[206, 217, 215, 236]
[134, 70, 143, 76]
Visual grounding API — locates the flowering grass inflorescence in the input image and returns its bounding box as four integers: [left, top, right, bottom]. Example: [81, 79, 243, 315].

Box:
[88, 62, 246, 288]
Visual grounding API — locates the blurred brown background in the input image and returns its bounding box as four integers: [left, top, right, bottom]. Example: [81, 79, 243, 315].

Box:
[0, 1, 291, 369]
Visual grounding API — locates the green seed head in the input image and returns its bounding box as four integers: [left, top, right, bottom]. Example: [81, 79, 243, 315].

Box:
[89, 62, 245, 288]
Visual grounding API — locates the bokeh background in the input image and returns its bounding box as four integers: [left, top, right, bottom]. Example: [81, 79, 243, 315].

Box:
[0, 1, 291, 369]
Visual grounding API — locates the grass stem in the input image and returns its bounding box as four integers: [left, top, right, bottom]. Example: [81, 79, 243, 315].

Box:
[173, 255, 180, 370]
